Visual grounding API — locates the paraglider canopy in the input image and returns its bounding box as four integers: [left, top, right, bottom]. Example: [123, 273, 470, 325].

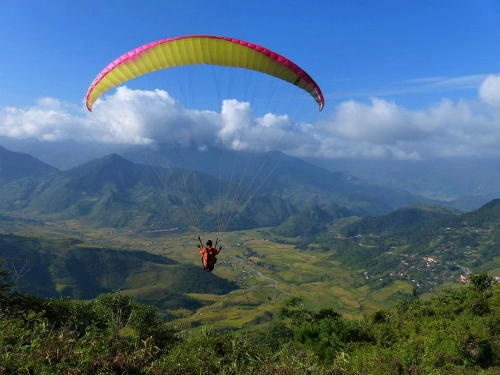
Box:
[85, 35, 324, 112]
[84, 34, 324, 235]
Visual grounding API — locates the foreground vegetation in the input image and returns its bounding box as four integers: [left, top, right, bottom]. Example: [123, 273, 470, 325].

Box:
[1, 259, 500, 374]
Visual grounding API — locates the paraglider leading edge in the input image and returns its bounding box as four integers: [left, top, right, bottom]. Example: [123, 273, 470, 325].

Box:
[85, 34, 324, 112]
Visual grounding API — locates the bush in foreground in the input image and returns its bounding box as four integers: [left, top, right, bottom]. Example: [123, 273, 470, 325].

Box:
[1, 270, 500, 374]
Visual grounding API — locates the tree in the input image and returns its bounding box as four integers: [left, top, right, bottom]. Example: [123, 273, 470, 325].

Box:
[469, 272, 494, 293]
[279, 296, 315, 329]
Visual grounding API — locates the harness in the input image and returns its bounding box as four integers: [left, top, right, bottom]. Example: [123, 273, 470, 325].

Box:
[198, 236, 220, 271]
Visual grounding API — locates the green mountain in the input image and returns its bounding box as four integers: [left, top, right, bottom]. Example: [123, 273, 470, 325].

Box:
[0, 146, 61, 210]
[224, 195, 299, 231]
[342, 203, 462, 237]
[20, 153, 300, 231]
[0, 145, 59, 181]
[62, 153, 152, 194]
[319, 199, 500, 293]
[124, 146, 434, 215]
[8, 140, 500, 211]
[22, 154, 158, 227]
[0, 145, 442, 233]
[255, 151, 432, 216]
[273, 201, 353, 237]
[458, 198, 500, 227]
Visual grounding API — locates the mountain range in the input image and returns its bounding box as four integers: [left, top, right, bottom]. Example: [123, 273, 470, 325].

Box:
[0, 144, 437, 233]
[4, 137, 500, 212]
[307, 156, 500, 211]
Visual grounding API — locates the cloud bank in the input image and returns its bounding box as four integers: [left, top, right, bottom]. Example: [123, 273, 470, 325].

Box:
[2, 74, 500, 160]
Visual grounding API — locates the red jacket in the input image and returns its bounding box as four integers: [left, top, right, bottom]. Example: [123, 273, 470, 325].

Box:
[199, 245, 220, 269]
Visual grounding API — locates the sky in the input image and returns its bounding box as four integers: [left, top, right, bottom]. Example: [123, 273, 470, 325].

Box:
[1, 0, 500, 162]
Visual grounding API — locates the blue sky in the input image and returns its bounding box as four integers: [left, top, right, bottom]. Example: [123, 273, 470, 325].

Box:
[1, 0, 500, 161]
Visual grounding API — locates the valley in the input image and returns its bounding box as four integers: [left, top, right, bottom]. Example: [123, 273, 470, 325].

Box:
[0, 214, 411, 325]
[5, 199, 499, 332]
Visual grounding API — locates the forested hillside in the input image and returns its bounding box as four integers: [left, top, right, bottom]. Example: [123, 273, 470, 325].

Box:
[0, 234, 237, 309]
[315, 200, 500, 294]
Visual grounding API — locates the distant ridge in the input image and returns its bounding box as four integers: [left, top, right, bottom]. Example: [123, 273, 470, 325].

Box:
[0, 146, 448, 232]
[273, 201, 353, 237]
[459, 198, 500, 227]
[0, 145, 60, 181]
[342, 203, 462, 237]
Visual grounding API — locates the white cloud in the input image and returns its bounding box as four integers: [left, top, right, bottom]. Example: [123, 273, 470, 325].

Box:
[0, 98, 89, 141]
[2, 76, 500, 161]
[314, 89, 500, 159]
[479, 74, 500, 108]
[322, 98, 424, 144]
[218, 99, 254, 150]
